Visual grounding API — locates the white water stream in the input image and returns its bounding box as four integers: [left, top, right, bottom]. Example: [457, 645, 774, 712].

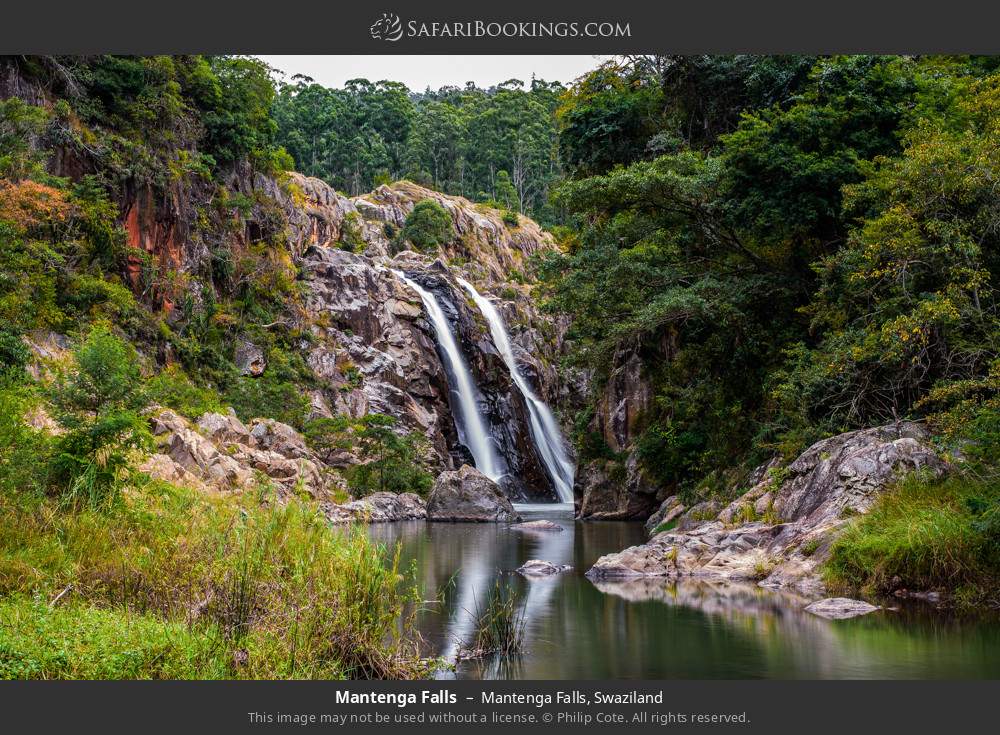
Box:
[458, 278, 576, 503]
[394, 271, 504, 482]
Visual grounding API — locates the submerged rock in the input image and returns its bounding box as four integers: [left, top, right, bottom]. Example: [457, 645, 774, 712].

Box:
[516, 559, 572, 576]
[324, 492, 426, 524]
[804, 598, 881, 620]
[511, 519, 564, 532]
[426, 465, 521, 523]
[587, 423, 947, 593]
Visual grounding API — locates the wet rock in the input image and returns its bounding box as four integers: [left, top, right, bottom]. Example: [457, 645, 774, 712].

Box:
[426, 465, 522, 523]
[324, 492, 426, 524]
[511, 519, 564, 532]
[516, 559, 573, 576]
[587, 423, 948, 593]
[804, 598, 881, 620]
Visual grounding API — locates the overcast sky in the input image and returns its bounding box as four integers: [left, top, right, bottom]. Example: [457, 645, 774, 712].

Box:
[257, 55, 608, 91]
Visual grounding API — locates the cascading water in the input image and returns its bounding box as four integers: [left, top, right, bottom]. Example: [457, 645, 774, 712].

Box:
[394, 271, 504, 483]
[457, 278, 576, 503]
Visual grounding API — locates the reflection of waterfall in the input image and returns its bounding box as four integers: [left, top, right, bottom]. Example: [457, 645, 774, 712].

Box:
[458, 278, 575, 503]
[395, 271, 503, 481]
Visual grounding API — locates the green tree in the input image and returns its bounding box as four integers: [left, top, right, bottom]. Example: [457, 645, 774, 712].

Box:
[347, 414, 433, 497]
[49, 326, 151, 508]
[398, 199, 453, 253]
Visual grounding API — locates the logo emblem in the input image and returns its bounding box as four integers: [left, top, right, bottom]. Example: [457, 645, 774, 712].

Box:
[370, 13, 403, 41]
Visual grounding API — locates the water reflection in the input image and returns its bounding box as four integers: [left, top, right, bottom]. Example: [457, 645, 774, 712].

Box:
[368, 508, 1000, 679]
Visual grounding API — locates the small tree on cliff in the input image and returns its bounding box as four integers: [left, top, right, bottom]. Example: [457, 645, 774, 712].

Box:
[397, 199, 453, 254]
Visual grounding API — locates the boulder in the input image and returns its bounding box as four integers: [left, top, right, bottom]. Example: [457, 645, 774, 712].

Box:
[324, 492, 426, 524]
[804, 598, 881, 620]
[426, 465, 521, 522]
[234, 340, 266, 376]
[197, 412, 253, 446]
[516, 559, 573, 576]
[587, 423, 947, 594]
[511, 519, 564, 532]
[644, 496, 685, 535]
[249, 419, 312, 459]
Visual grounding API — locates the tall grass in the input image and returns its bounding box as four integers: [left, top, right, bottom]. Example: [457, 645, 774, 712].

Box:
[461, 580, 526, 659]
[0, 478, 431, 679]
[823, 472, 1000, 606]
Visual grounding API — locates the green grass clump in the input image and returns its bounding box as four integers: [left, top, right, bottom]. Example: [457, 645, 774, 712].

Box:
[462, 580, 526, 659]
[823, 473, 1000, 605]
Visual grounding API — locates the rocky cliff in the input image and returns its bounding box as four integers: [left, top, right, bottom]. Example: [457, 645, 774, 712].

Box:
[123, 167, 577, 502]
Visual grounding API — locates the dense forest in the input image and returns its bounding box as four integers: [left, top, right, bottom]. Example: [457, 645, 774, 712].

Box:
[272, 74, 564, 219]
[2, 54, 1000, 679]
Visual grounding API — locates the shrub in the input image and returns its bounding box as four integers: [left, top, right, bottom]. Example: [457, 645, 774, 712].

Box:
[502, 210, 519, 227]
[225, 349, 310, 429]
[0, 482, 430, 679]
[338, 211, 365, 253]
[0, 327, 30, 378]
[147, 364, 226, 419]
[345, 414, 434, 497]
[398, 200, 452, 253]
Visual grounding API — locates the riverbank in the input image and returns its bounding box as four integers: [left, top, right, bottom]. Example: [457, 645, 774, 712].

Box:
[0, 480, 431, 679]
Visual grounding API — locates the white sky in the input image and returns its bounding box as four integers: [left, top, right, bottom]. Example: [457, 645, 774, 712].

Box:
[257, 55, 608, 91]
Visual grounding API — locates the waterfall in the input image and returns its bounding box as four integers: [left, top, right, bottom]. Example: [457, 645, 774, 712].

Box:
[394, 271, 504, 482]
[457, 278, 576, 503]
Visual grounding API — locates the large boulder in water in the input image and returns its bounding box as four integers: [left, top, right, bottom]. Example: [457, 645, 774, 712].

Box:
[427, 465, 522, 522]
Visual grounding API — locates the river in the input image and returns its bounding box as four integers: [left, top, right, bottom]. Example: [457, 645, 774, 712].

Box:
[368, 504, 1000, 679]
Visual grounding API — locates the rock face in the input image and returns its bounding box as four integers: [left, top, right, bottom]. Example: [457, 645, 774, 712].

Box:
[426, 465, 522, 522]
[576, 347, 666, 520]
[282, 173, 576, 502]
[644, 496, 685, 535]
[516, 560, 573, 576]
[587, 423, 947, 595]
[323, 492, 426, 524]
[804, 598, 881, 620]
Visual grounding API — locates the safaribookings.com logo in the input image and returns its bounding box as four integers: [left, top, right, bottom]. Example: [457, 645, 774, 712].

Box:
[369, 13, 631, 42]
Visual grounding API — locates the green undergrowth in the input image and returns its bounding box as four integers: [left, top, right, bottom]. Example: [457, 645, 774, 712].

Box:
[823, 472, 1000, 607]
[0, 480, 432, 679]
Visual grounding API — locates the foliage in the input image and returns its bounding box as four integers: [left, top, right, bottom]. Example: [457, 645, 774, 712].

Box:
[542, 54, 1000, 500]
[273, 76, 563, 219]
[225, 348, 311, 429]
[147, 364, 226, 420]
[398, 199, 453, 253]
[345, 414, 433, 497]
[823, 473, 1000, 605]
[0, 481, 430, 679]
[48, 326, 151, 508]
